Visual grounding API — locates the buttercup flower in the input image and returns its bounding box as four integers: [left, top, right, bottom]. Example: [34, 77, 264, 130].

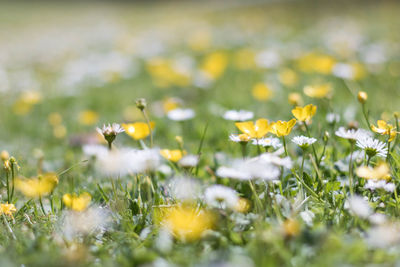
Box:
[371, 120, 397, 141]
[270, 119, 296, 137]
[292, 135, 317, 149]
[161, 149, 185, 162]
[356, 136, 388, 158]
[223, 110, 254, 121]
[288, 92, 303, 106]
[63, 192, 92, 212]
[0, 203, 16, 217]
[291, 104, 317, 122]
[303, 84, 332, 98]
[122, 122, 155, 140]
[356, 162, 390, 180]
[204, 185, 239, 210]
[235, 119, 272, 139]
[252, 83, 273, 101]
[15, 173, 59, 198]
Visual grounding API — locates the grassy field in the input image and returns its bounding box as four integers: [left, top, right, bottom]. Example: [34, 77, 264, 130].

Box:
[0, 1, 400, 266]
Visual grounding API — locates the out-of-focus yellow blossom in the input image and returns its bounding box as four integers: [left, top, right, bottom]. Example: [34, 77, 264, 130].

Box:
[15, 173, 58, 198]
[0, 203, 16, 217]
[279, 69, 299, 87]
[160, 149, 185, 162]
[163, 97, 181, 113]
[200, 52, 228, 80]
[283, 218, 300, 237]
[122, 122, 155, 140]
[233, 49, 256, 70]
[12, 91, 42, 115]
[163, 205, 214, 242]
[53, 125, 67, 139]
[48, 112, 63, 126]
[235, 198, 251, 213]
[371, 120, 397, 141]
[288, 93, 303, 106]
[188, 29, 211, 52]
[356, 162, 390, 180]
[3, 160, 11, 171]
[357, 91, 368, 103]
[292, 104, 317, 122]
[1, 150, 9, 162]
[146, 58, 191, 88]
[351, 62, 366, 80]
[252, 83, 273, 101]
[297, 52, 336, 74]
[235, 119, 272, 139]
[270, 119, 297, 137]
[303, 84, 333, 99]
[78, 110, 99, 126]
[63, 192, 92, 212]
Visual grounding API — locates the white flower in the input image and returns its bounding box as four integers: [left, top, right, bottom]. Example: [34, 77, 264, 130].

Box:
[356, 136, 388, 158]
[300, 210, 315, 226]
[229, 134, 250, 143]
[60, 206, 110, 240]
[251, 138, 282, 149]
[335, 127, 370, 141]
[167, 108, 195, 121]
[82, 144, 108, 158]
[167, 176, 201, 201]
[332, 63, 355, 80]
[178, 155, 199, 168]
[204, 185, 239, 210]
[366, 223, 400, 248]
[368, 213, 387, 225]
[364, 180, 395, 192]
[292, 135, 317, 149]
[223, 110, 254, 121]
[345, 195, 372, 218]
[96, 123, 124, 137]
[326, 113, 340, 124]
[259, 153, 293, 169]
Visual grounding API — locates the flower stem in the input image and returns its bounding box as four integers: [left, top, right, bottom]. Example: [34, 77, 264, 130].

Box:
[361, 103, 372, 130]
[304, 123, 319, 166]
[348, 141, 355, 196]
[141, 109, 153, 148]
[282, 136, 288, 156]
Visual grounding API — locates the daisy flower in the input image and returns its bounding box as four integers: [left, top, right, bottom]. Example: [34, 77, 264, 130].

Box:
[229, 134, 251, 143]
[251, 137, 282, 149]
[178, 154, 199, 168]
[167, 108, 195, 121]
[96, 123, 124, 148]
[345, 195, 372, 219]
[356, 136, 388, 158]
[292, 135, 317, 149]
[335, 127, 369, 141]
[223, 109, 254, 121]
[364, 180, 395, 192]
[204, 185, 239, 210]
[326, 113, 340, 124]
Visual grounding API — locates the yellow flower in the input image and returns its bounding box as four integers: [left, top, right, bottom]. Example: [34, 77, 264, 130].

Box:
[235, 198, 251, 213]
[371, 120, 397, 141]
[63, 192, 92, 212]
[200, 52, 228, 79]
[252, 83, 273, 101]
[0, 203, 16, 217]
[291, 104, 317, 122]
[12, 91, 42, 115]
[53, 125, 67, 139]
[356, 162, 390, 180]
[279, 69, 298, 87]
[288, 93, 303, 106]
[162, 97, 181, 113]
[163, 205, 214, 242]
[160, 149, 185, 162]
[1, 150, 9, 162]
[270, 119, 297, 137]
[48, 112, 63, 126]
[233, 49, 256, 70]
[235, 119, 272, 139]
[122, 122, 155, 140]
[303, 84, 332, 98]
[283, 218, 300, 237]
[15, 173, 58, 198]
[78, 110, 99, 126]
[297, 52, 336, 74]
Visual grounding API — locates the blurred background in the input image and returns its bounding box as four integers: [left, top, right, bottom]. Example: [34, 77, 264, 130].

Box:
[0, 0, 399, 167]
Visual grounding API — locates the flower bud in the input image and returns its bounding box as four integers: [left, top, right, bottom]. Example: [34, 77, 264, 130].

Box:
[136, 98, 147, 111]
[1, 150, 9, 161]
[323, 131, 330, 142]
[357, 91, 368, 104]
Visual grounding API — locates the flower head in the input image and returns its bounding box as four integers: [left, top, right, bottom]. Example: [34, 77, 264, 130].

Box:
[15, 173, 58, 198]
[356, 162, 390, 180]
[288, 93, 303, 106]
[63, 192, 92, 212]
[303, 84, 332, 98]
[356, 136, 388, 158]
[371, 120, 397, 141]
[229, 134, 251, 143]
[357, 91, 368, 103]
[335, 127, 369, 141]
[223, 110, 254, 121]
[122, 122, 154, 140]
[0, 203, 16, 217]
[162, 205, 214, 242]
[161, 149, 185, 162]
[204, 185, 239, 210]
[96, 123, 124, 146]
[270, 119, 296, 137]
[235, 119, 272, 139]
[292, 135, 317, 149]
[167, 108, 195, 121]
[291, 104, 317, 122]
[251, 137, 282, 149]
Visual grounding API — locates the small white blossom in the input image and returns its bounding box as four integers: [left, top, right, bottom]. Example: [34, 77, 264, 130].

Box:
[168, 176, 201, 201]
[292, 135, 317, 149]
[356, 136, 388, 158]
[167, 108, 195, 121]
[365, 180, 395, 192]
[229, 134, 250, 143]
[335, 127, 370, 141]
[204, 185, 239, 210]
[223, 110, 254, 121]
[96, 123, 124, 137]
[251, 138, 282, 149]
[178, 155, 199, 168]
[345, 195, 372, 218]
[326, 113, 340, 124]
[300, 210, 315, 226]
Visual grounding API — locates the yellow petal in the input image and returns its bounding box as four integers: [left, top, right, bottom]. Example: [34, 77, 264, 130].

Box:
[235, 121, 256, 137]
